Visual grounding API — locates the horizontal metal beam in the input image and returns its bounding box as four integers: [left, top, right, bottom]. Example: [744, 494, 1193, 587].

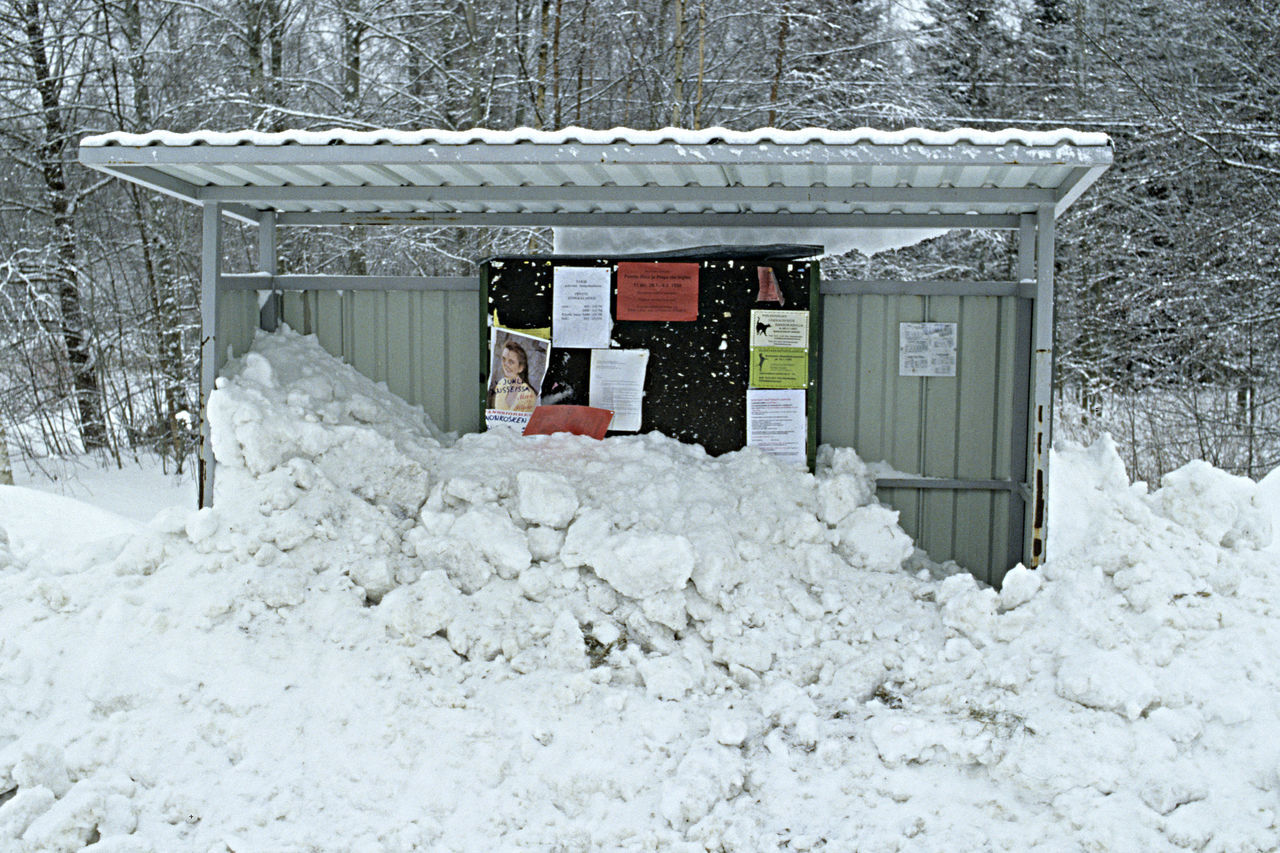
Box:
[221, 274, 478, 292]
[876, 477, 1021, 492]
[91, 163, 201, 203]
[218, 204, 265, 225]
[822, 279, 1022, 297]
[227, 274, 1028, 297]
[197, 184, 1057, 207]
[83, 165, 259, 224]
[273, 211, 1024, 229]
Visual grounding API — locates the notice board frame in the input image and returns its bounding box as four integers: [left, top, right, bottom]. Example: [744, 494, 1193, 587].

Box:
[479, 246, 822, 467]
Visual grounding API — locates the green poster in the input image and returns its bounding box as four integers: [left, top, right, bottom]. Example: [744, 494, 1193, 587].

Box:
[749, 346, 808, 389]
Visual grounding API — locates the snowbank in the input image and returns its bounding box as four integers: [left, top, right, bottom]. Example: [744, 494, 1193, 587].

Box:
[1, 327, 1278, 851]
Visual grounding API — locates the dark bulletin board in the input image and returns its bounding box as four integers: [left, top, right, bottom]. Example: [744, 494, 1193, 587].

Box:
[481, 246, 822, 465]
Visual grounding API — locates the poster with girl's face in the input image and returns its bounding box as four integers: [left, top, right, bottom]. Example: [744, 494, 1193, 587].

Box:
[485, 328, 550, 430]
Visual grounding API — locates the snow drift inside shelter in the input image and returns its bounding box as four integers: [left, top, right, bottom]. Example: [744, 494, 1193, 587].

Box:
[1, 325, 1278, 852]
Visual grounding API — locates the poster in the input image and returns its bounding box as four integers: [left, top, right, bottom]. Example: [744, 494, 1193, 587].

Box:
[750, 310, 809, 348]
[750, 347, 808, 389]
[746, 389, 807, 467]
[756, 266, 785, 305]
[552, 266, 612, 348]
[485, 328, 551, 430]
[616, 262, 700, 321]
[523, 405, 614, 439]
[899, 322, 958, 377]
[589, 348, 650, 432]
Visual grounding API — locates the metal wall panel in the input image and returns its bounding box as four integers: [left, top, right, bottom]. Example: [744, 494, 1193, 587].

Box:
[216, 289, 261, 365]
[278, 288, 482, 435]
[820, 290, 1025, 586]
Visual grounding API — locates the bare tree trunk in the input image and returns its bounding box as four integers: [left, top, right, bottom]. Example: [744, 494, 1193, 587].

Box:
[245, 0, 287, 129]
[574, 0, 590, 125]
[341, 0, 369, 275]
[243, 1, 267, 124]
[267, 0, 286, 124]
[459, 0, 485, 126]
[551, 0, 562, 127]
[768, 4, 789, 127]
[671, 0, 685, 126]
[21, 0, 107, 451]
[512, 0, 526, 125]
[341, 0, 364, 114]
[136, 193, 190, 470]
[534, 0, 551, 127]
[121, 0, 150, 126]
[694, 0, 705, 128]
[118, 0, 191, 471]
[405, 8, 423, 103]
[0, 420, 12, 485]
[1074, 0, 1086, 116]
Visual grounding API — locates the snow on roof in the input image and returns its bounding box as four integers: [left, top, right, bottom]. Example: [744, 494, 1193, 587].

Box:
[80, 125, 1112, 149]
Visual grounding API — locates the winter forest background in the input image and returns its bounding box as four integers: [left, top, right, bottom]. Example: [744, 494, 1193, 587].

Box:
[0, 0, 1276, 486]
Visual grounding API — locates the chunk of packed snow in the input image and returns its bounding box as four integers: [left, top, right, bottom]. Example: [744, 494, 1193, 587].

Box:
[515, 470, 579, 529]
[1151, 459, 1271, 549]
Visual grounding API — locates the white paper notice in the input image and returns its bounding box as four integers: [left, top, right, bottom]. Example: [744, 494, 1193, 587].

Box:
[589, 349, 649, 432]
[899, 322, 958, 377]
[746, 389, 807, 467]
[553, 266, 613, 349]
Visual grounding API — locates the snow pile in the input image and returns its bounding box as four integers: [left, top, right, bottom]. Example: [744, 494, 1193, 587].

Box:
[848, 437, 1280, 850]
[199, 331, 445, 601]
[2, 328, 1279, 851]
[206, 328, 919, 695]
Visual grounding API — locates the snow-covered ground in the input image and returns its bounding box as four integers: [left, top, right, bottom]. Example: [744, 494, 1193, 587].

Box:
[12, 456, 195, 525]
[2, 327, 1278, 851]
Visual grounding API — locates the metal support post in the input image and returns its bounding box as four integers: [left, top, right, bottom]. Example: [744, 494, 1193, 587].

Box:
[1026, 205, 1055, 566]
[1011, 215, 1035, 570]
[257, 211, 280, 331]
[198, 203, 223, 508]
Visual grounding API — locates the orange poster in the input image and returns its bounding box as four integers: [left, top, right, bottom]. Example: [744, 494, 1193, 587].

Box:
[616, 262, 700, 321]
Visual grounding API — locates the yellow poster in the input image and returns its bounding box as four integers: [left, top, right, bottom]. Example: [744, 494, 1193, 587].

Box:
[749, 346, 808, 389]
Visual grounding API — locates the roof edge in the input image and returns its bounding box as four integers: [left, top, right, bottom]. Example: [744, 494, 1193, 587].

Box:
[80, 125, 1112, 150]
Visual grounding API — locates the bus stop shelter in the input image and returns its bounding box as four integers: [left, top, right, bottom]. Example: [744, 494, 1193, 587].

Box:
[79, 127, 1111, 585]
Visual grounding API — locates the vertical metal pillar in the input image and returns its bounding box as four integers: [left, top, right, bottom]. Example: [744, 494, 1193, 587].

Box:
[1008, 215, 1035, 572]
[257, 211, 280, 332]
[198, 203, 223, 508]
[1026, 204, 1056, 566]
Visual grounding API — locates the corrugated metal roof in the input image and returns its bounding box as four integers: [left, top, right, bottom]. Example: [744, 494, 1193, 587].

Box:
[78, 126, 1112, 227]
[81, 125, 1111, 148]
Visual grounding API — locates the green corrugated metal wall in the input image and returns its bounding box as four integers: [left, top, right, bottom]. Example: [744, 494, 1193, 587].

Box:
[216, 289, 260, 367]
[819, 292, 1026, 585]
[219, 289, 482, 436]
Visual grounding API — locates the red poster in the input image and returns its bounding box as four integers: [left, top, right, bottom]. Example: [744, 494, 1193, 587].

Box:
[523, 405, 614, 439]
[616, 262, 700, 321]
